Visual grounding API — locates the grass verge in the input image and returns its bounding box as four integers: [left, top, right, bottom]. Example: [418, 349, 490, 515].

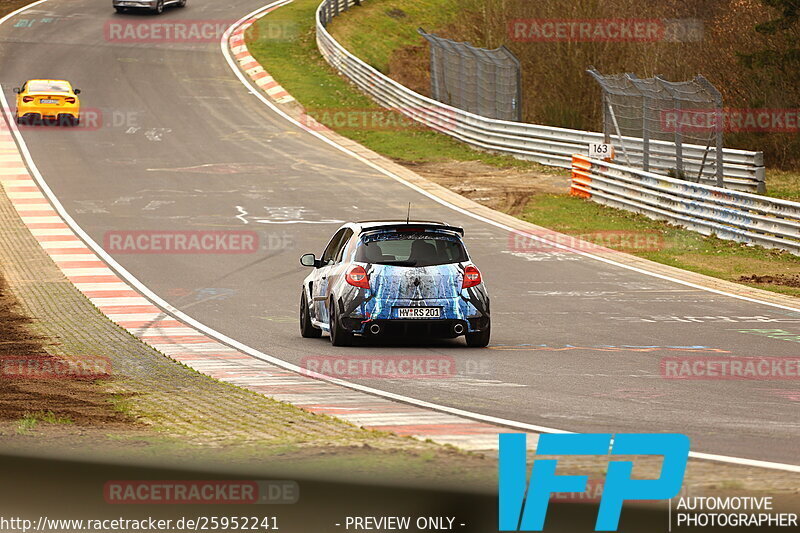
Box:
[521, 195, 800, 297]
[765, 169, 800, 201]
[15, 411, 73, 435]
[246, 0, 800, 298]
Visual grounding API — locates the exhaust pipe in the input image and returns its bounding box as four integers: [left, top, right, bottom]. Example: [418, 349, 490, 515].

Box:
[369, 323, 381, 335]
[453, 323, 465, 335]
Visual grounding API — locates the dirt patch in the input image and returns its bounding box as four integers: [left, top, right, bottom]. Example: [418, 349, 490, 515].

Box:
[738, 274, 800, 288]
[0, 0, 34, 17]
[385, 7, 407, 20]
[0, 274, 132, 427]
[400, 159, 569, 215]
[385, 23, 466, 97]
[387, 44, 430, 95]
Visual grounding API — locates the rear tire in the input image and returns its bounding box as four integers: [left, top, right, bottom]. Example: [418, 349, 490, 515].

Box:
[329, 299, 353, 347]
[153, 0, 164, 13]
[115, 6, 125, 12]
[58, 115, 76, 127]
[177, 0, 186, 7]
[15, 115, 23, 125]
[300, 291, 322, 338]
[465, 321, 490, 348]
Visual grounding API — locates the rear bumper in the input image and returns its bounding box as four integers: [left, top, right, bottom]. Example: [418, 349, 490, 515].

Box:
[343, 316, 490, 338]
[342, 295, 489, 336]
[17, 105, 79, 119]
[113, 0, 159, 7]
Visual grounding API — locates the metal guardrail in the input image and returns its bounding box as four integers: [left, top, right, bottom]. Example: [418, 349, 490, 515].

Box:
[570, 154, 800, 255]
[315, 0, 766, 193]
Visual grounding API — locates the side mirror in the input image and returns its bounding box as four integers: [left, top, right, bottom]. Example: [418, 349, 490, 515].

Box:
[73, 89, 81, 94]
[300, 253, 318, 268]
[13, 88, 20, 94]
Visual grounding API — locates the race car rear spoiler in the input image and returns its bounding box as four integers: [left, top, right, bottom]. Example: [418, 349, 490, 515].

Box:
[360, 223, 465, 236]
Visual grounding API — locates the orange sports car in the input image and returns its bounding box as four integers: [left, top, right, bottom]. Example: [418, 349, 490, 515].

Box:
[14, 79, 81, 126]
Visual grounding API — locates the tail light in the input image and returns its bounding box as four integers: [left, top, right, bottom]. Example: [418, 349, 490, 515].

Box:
[65, 97, 76, 104]
[462, 265, 482, 289]
[346, 265, 370, 289]
[22, 96, 34, 103]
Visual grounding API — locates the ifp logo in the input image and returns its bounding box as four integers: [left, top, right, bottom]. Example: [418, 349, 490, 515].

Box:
[499, 433, 689, 531]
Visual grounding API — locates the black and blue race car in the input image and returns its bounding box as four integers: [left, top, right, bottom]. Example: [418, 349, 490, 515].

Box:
[299, 220, 490, 347]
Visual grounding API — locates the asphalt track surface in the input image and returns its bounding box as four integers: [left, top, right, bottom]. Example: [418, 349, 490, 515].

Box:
[1, 0, 799, 465]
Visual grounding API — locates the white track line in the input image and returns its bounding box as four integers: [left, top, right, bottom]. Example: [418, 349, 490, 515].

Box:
[0, 0, 798, 473]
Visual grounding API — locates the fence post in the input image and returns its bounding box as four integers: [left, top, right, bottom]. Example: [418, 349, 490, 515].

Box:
[655, 76, 683, 178]
[602, 94, 611, 144]
[626, 74, 650, 172]
[696, 76, 725, 188]
[501, 45, 523, 122]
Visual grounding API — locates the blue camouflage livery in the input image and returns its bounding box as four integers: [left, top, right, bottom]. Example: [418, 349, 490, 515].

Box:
[299, 221, 491, 347]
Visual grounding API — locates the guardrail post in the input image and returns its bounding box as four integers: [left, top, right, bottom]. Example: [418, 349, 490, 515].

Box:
[755, 167, 766, 194]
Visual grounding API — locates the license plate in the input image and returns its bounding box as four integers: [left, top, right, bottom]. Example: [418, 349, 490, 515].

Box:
[396, 307, 441, 319]
[39, 99, 59, 104]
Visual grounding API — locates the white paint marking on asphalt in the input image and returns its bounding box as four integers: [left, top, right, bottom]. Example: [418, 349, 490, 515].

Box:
[10, 200, 49, 207]
[235, 205, 249, 224]
[39, 240, 86, 249]
[73, 282, 134, 292]
[6, 191, 42, 199]
[29, 228, 71, 236]
[20, 217, 63, 224]
[48, 254, 101, 263]
[87, 297, 154, 307]
[136, 327, 209, 337]
[103, 313, 166, 322]
[59, 268, 116, 277]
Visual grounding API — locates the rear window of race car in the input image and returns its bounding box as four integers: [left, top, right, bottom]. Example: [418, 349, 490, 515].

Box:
[356, 231, 468, 267]
[27, 81, 71, 93]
